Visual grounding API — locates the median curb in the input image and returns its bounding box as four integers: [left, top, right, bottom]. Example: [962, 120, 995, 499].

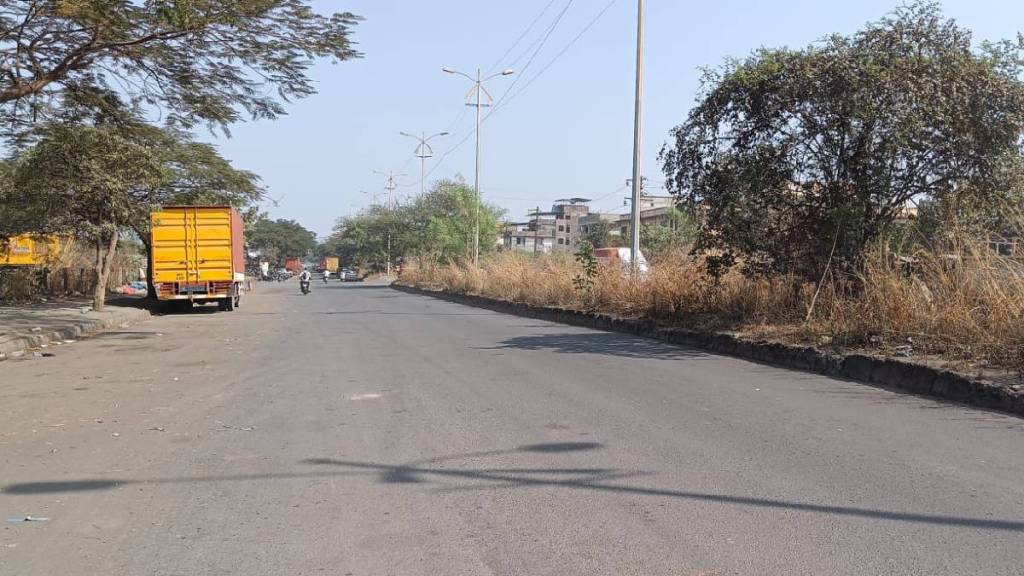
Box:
[393, 284, 1024, 417]
[0, 304, 153, 360]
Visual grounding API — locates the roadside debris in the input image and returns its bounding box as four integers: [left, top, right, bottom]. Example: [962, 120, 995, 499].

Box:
[349, 393, 382, 401]
[894, 345, 914, 358]
[7, 516, 49, 523]
[215, 420, 254, 432]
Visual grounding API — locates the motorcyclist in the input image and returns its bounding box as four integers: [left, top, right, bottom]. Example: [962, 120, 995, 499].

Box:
[322, 270, 330, 283]
[298, 269, 312, 293]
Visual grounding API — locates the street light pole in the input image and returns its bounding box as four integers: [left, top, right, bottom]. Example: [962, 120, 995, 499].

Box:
[443, 66, 514, 267]
[473, 68, 482, 268]
[629, 0, 645, 276]
[400, 131, 449, 197]
[374, 170, 405, 278]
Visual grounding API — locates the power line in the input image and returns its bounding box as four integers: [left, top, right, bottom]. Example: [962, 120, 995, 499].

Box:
[489, 0, 575, 113]
[425, 0, 615, 180]
[495, 0, 620, 114]
[423, 1, 575, 182]
[486, 0, 559, 75]
[589, 185, 631, 212]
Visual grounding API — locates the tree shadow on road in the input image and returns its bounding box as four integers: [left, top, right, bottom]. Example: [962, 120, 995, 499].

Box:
[4, 441, 1023, 532]
[478, 332, 705, 360]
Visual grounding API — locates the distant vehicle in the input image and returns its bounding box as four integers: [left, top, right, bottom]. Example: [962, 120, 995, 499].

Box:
[339, 267, 359, 282]
[284, 257, 303, 274]
[320, 256, 339, 273]
[592, 247, 649, 275]
[151, 206, 245, 311]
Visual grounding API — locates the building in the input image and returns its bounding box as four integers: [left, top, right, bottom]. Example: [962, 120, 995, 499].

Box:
[503, 215, 557, 253]
[578, 212, 621, 239]
[550, 198, 590, 250]
[503, 198, 593, 253]
[502, 195, 687, 253]
[613, 196, 681, 238]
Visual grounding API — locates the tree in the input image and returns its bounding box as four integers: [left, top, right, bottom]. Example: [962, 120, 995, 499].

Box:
[640, 207, 697, 259]
[327, 178, 505, 270]
[0, 1, 361, 134]
[661, 1, 1024, 278]
[248, 218, 317, 266]
[582, 220, 617, 249]
[5, 124, 169, 310]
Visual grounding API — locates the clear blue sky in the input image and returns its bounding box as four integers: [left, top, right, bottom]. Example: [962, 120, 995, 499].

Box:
[205, 0, 1024, 238]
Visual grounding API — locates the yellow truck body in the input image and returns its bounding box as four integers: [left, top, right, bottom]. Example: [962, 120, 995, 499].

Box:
[320, 256, 339, 273]
[151, 206, 245, 308]
[1, 235, 68, 266]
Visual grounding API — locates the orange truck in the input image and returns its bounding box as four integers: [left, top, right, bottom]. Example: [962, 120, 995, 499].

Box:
[151, 206, 245, 311]
[285, 257, 303, 274]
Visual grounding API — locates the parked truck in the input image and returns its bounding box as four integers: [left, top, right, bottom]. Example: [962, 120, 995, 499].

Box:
[320, 256, 339, 273]
[284, 257, 303, 274]
[1, 234, 71, 267]
[150, 206, 245, 311]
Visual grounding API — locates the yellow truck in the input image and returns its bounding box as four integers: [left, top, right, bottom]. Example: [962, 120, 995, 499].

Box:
[1, 234, 69, 267]
[320, 256, 339, 273]
[151, 206, 245, 311]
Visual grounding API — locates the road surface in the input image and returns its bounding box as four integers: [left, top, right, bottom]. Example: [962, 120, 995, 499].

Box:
[2, 280, 1022, 575]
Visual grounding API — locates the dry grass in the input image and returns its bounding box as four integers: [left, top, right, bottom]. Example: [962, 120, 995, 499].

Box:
[401, 243, 1024, 373]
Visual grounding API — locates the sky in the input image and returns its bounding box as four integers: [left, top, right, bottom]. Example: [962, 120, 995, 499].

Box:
[204, 0, 1024, 239]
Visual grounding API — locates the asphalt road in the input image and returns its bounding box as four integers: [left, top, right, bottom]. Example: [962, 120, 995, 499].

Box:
[2, 280, 1023, 575]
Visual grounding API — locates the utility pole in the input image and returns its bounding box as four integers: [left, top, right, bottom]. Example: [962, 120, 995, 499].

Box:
[443, 66, 515, 267]
[629, 0, 645, 275]
[374, 170, 404, 278]
[400, 131, 449, 197]
[536, 204, 544, 252]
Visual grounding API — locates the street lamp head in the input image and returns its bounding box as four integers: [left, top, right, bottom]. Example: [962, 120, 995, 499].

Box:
[442, 67, 456, 74]
[439, 131, 450, 136]
[501, 69, 515, 76]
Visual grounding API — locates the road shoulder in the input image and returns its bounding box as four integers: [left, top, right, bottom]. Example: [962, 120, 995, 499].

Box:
[393, 283, 1024, 417]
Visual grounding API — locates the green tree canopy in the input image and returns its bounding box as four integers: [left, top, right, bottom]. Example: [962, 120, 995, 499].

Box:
[249, 217, 317, 266]
[324, 179, 505, 270]
[661, 1, 1024, 278]
[3, 123, 169, 309]
[640, 207, 697, 260]
[0, 1, 361, 134]
[581, 219, 618, 249]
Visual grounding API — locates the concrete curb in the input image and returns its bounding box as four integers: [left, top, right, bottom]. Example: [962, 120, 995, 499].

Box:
[393, 284, 1024, 417]
[0, 305, 153, 359]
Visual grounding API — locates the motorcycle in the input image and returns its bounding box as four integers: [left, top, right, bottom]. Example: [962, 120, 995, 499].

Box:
[300, 279, 311, 295]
